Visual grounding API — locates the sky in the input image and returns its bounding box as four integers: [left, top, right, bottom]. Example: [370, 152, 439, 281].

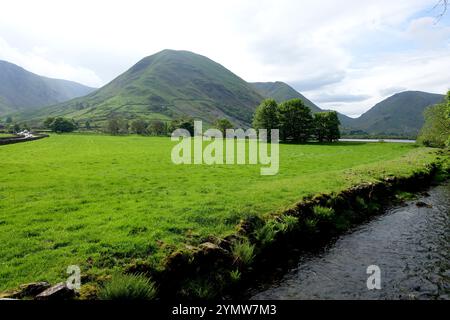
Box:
[0, 0, 449, 117]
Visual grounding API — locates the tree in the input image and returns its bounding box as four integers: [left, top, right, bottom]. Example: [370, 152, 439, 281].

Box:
[106, 118, 129, 135]
[43, 117, 55, 129]
[5, 116, 13, 124]
[119, 119, 129, 134]
[12, 123, 21, 133]
[22, 122, 30, 131]
[418, 92, 450, 148]
[85, 121, 92, 130]
[106, 118, 120, 135]
[169, 118, 195, 136]
[278, 99, 313, 142]
[147, 120, 167, 136]
[325, 111, 341, 142]
[314, 112, 341, 142]
[435, 0, 448, 19]
[131, 119, 148, 135]
[252, 99, 280, 139]
[447, 91, 450, 118]
[49, 117, 77, 133]
[214, 118, 234, 136]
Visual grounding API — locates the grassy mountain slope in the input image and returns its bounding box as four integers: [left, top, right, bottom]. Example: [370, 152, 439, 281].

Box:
[252, 81, 322, 112]
[350, 91, 444, 136]
[21, 50, 265, 127]
[0, 60, 95, 116]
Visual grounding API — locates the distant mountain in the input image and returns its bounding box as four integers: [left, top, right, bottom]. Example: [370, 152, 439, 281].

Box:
[252, 81, 322, 112]
[349, 91, 445, 137]
[252, 81, 354, 126]
[0, 60, 95, 116]
[20, 50, 265, 127]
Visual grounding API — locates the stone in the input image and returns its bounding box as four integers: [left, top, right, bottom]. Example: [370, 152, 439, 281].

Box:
[0, 291, 20, 299]
[18, 282, 51, 298]
[416, 201, 433, 208]
[198, 242, 220, 251]
[35, 283, 76, 300]
[0, 282, 51, 299]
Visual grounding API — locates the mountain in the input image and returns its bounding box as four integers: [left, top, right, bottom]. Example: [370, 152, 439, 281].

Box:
[252, 81, 322, 112]
[349, 91, 445, 137]
[0, 60, 95, 116]
[252, 81, 354, 126]
[20, 50, 265, 127]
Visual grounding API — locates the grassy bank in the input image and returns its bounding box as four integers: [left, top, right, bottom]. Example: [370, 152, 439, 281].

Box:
[0, 134, 447, 294]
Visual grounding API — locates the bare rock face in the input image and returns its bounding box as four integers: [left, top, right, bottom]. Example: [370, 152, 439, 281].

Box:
[35, 283, 76, 300]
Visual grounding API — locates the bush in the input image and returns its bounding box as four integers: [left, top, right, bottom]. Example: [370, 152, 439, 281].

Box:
[231, 240, 255, 266]
[98, 273, 157, 300]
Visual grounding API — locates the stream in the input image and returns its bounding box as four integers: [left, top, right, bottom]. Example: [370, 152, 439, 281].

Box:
[251, 184, 450, 300]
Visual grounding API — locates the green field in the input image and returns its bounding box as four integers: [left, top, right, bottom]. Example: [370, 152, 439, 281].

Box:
[0, 133, 15, 138]
[0, 134, 442, 291]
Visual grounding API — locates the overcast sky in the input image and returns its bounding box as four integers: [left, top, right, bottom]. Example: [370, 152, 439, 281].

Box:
[1, 0, 449, 117]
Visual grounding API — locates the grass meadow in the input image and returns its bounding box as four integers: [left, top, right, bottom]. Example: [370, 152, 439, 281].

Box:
[0, 133, 15, 138]
[0, 134, 442, 291]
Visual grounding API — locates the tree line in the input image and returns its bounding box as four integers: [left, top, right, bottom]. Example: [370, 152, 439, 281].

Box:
[15, 98, 341, 143]
[253, 98, 341, 142]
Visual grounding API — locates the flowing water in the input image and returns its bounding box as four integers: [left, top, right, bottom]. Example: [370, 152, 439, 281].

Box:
[251, 184, 450, 300]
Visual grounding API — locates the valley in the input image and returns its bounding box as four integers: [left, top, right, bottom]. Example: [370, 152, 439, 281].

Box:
[0, 134, 446, 296]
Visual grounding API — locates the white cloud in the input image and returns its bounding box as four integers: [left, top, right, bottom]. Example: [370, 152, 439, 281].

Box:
[0, 37, 103, 87]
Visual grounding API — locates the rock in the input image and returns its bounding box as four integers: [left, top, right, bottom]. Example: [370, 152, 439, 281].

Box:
[416, 202, 433, 208]
[0, 282, 51, 299]
[35, 283, 76, 300]
[18, 282, 51, 298]
[0, 291, 20, 299]
[199, 242, 220, 251]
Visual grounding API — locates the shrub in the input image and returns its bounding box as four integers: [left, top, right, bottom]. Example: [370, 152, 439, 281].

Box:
[229, 269, 241, 283]
[313, 206, 334, 219]
[254, 222, 277, 247]
[254, 215, 299, 247]
[279, 215, 299, 232]
[305, 217, 318, 229]
[181, 278, 216, 299]
[355, 197, 368, 210]
[98, 273, 157, 300]
[231, 240, 255, 266]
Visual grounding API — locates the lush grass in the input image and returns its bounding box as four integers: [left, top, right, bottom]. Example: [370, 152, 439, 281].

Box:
[98, 273, 157, 300]
[0, 134, 442, 291]
[0, 133, 15, 138]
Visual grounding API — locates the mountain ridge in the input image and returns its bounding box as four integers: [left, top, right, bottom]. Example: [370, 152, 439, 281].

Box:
[0, 60, 95, 116]
[347, 91, 445, 136]
[252, 81, 354, 126]
[6, 50, 444, 138]
[17, 50, 265, 127]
